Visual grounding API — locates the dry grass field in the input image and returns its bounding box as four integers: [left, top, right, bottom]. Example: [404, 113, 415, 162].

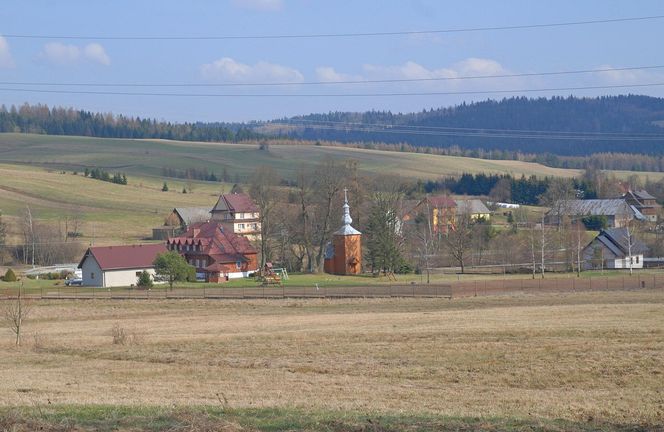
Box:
[0, 290, 662, 430]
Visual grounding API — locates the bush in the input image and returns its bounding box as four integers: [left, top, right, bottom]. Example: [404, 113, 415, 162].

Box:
[3, 268, 17, 282]
[136, 270, 153, 288]
[111, 323, 143, 345]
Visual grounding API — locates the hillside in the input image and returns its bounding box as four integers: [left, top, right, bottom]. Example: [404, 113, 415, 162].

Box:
[0, 133, 580, 181]
[276, 95, 664, 156]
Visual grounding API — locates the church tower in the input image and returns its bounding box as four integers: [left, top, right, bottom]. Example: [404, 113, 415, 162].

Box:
[324, 189, 362, 275]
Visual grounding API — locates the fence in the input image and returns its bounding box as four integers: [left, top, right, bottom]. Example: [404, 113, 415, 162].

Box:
[0, 274, 661, 301]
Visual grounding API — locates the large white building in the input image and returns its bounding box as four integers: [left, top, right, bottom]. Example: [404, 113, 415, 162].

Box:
[78, 244, 167, 287]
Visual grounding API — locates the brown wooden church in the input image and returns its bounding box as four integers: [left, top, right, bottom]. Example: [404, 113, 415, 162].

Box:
[324, 189, 362, 275]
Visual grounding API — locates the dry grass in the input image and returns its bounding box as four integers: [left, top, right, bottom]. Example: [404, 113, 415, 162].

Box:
[0, 291, 662, 427]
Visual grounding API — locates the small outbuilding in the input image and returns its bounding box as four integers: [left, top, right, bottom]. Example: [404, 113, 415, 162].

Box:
[582, 228, 648, 270]
[78, 243, 168, 287]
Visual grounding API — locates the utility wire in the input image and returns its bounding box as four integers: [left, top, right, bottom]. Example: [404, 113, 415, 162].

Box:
[2, 14, 663, 40]
[267, 122, 664, 141]
[3, 81, 664, 97]
[279, 118, 664, 137]
[1, 65, 662, 88]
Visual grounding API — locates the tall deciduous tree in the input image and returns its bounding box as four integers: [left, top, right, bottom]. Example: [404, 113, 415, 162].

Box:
[249, 166, 279, 268]
[443, 213, 475, 274]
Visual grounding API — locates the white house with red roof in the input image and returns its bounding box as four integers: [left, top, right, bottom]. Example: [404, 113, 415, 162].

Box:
[167, 220, 258, 282]
[78, 243, 167, 287]
[210, 193, 261, 241]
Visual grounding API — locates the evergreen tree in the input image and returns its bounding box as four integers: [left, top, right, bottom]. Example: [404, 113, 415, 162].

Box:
[162, 182, 169, 192]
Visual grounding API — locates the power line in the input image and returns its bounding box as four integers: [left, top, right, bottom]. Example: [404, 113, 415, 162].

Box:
[1, 65, 662, 88]
[280, 118, 664, 137]
[3, 81, 664, 97]
[3, 14, 663, 40]
[267, 122, 664, 141]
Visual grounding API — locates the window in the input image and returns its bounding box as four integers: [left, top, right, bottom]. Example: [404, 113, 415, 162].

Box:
[91, 272, 95, 279]
[636, 256, 640, 264]
[136, 271, 142, 277]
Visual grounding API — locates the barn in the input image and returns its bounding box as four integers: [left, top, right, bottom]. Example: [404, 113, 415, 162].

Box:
[78, 244, 168, 287]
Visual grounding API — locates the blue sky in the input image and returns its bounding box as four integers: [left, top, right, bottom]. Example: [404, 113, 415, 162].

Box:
[0, 0, 662, 122]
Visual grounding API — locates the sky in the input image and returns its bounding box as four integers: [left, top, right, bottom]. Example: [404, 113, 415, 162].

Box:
[0, 0, 663, 122]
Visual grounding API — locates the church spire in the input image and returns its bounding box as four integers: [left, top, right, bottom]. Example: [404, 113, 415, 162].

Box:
[342, 187, 353, 226]
[334, 187, 361, 236]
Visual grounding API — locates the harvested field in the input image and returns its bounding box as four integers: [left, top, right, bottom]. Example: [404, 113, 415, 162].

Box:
[0, 290, 662, 430]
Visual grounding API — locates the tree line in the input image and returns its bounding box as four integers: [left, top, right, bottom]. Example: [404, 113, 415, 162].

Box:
[0, 103, 261, 142]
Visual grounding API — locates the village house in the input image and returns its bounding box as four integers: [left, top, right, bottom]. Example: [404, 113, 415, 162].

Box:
[455, 199, 491, 221]
[78, 243, 167, 288]
[582, 227, 648, 270]
[210, 193, 261, 241]
[622, 190, 660, 222]
[545, 199, 645, 228]
[167, 220, 258, 282]
[152, 207, 211, 240]
[402, 195, 457, 234]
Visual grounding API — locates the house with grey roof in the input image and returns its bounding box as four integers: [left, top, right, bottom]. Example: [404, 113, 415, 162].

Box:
[582, 227, 648, 270]
[455, 199, 491, 221]
[545, 199, 645, 228]
[622, 189, 660, 222]
[152, 207, 211, 240]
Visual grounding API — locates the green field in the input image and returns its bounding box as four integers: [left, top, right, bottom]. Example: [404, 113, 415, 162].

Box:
[0, 132, 582, 180]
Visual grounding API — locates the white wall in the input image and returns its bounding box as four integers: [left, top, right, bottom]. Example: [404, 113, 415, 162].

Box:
[606, 255, 644, 269]
[102, 268, 157, 288]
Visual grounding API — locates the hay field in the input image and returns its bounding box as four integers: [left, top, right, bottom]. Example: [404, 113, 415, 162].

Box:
[0, 132, 581, 180]
[0, 290, 662, 430]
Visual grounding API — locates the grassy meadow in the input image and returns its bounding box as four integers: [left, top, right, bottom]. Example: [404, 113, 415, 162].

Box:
[0, 290, 662, 431]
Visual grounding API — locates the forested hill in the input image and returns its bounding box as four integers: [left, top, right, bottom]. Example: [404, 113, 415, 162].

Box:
[276, 95, 664, 156]
[0, 104, 261, 142]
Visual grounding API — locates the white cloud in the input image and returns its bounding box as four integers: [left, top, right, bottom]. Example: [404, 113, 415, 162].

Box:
[41, 42, 80, 64]
[361, 58, 507, 81]
[201, 57, 303, 83]
[39, 42, 110, 66]
[0, 36, 14, 68]
[232, 0, 283, 11]
[315, 66, 363, 82]
[84, 43, 111, 65]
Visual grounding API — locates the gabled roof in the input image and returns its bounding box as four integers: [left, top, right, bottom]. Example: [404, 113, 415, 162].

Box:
[173, 207, 211, 226]
[455, 199, 490, 215]
[631, 190, 656, 200]
[592, 228, 649, 257]
[212, 193, 258, 213]
[168, 220, 257, 262]
[427, 195, 457, 208]
[79, 244, 167, 270]
[548, 199, 634, 217]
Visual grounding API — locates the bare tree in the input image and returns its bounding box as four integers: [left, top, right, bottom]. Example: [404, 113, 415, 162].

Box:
[3, 284, 31, 346]
[443, 213, 474, 274]
[624, 222, 635, 276]
[249, 166, 279, 267]
[311, 158, 346, 272]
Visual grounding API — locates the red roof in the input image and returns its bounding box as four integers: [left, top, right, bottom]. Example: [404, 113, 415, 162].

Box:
[167, 220, 256, 265]
[212, 193, 258, 213]
[427, 195, 457, 208]
[79, 243, 167, 270]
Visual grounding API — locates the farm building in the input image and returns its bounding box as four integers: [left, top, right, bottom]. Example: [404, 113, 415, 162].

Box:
[582, 228, 648, 270]
[402, 195, 457, 234]
[545, 199, 645, 228]
[78, 243, 167, 287]
[167, 220, 258, 282]
[455, 199, 491, 221]
[622, 190, 660, 222]
[210, 193, 261, 241]
[152, 207, 211, 240]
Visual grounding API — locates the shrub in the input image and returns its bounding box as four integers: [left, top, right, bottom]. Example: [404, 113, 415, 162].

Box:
[3, 268, 17, 282]
[136, 270, 153, 288]
[111, 323, 143, 345]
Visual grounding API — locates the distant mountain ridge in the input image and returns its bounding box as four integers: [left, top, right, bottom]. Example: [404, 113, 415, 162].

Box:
[275, 95, 664, 156]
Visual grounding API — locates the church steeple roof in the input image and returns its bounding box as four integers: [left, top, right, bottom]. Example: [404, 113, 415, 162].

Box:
[334, 188, 361, 236]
